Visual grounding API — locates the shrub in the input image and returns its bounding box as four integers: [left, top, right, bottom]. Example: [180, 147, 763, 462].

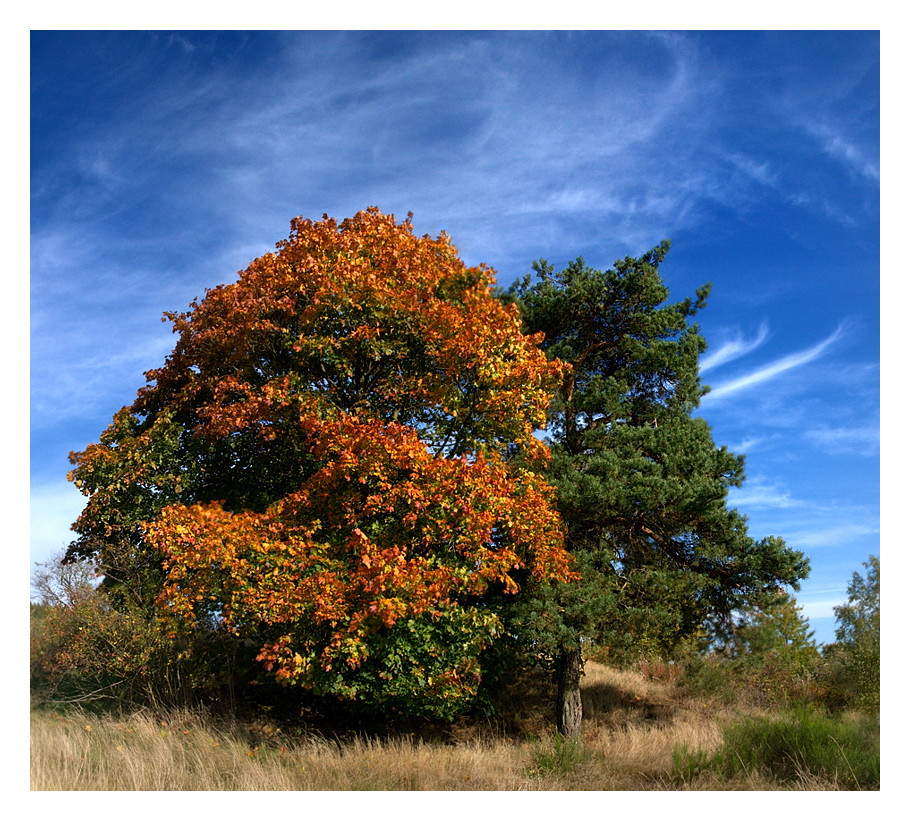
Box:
[32, 589, 172, 707]
[821, 645, 879, 712]
[681, 591, 826, 709]
[30, 583, 254, 712]
[681, 647, 826, 710]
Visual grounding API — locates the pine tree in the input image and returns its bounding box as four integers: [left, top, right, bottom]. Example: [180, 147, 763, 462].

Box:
[504, 244, 810, 736]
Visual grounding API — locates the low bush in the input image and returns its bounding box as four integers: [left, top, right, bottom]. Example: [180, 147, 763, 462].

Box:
[821, 643, 880, 712]
[30, 592, 252, 712]
[681, 650, 826, 710]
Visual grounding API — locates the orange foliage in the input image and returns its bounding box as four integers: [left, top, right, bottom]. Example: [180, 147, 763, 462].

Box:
[148, 413, 570, 685]
[139, 207, 563, 458]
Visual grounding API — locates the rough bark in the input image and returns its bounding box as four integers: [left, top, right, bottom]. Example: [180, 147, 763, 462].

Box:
[556, 642, 583, 738]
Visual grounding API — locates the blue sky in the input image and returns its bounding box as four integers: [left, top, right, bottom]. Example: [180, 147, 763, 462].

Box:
[29, 30, 880, 645]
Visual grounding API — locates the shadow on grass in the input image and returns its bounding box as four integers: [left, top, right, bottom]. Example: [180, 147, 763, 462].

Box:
[581, 681, 676, 728]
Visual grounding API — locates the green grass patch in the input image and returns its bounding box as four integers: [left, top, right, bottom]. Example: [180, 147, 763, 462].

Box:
[527, 733, 592, 778]
[674, 707, 879, 790]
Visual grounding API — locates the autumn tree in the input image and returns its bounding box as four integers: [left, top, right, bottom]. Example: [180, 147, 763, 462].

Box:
[67, 208, 572, 719]
[503, 246, 810, 736]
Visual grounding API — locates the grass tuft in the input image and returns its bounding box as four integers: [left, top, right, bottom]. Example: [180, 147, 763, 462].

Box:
[526, 733, 592, 779]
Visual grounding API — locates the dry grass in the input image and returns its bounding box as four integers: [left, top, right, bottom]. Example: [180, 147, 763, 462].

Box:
[30, 709, 533, 791]
[29, 660, 851, 791]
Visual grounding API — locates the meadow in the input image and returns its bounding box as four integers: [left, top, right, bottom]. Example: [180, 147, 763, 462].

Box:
[30, 660, 878, 791]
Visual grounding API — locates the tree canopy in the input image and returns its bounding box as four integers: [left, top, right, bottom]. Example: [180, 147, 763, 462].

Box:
[67, 208, 572, 718]
[834, 555, 879, 650]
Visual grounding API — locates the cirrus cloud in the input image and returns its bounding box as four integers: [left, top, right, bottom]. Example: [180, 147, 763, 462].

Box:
[702, 323, 847, 403]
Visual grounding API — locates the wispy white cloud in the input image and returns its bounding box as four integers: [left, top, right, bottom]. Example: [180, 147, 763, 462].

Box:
[62, 32, 715, 268]
[728, 480, 800, 510]
[726, 153, 778, 188]
[805, 424, 879, 457]
[727, 474, 879, 557]
[726, 436, 770, 454]
[808, 124, 880, 183]
[784, 190, 862, 229]
[30, 330, 176, 429]
[700, 323, 770, 372]
[164, 33, 197, 55]
[786, 522, 880, 551]
[702, 324, 846, 403]
[798, 597, 846, 621]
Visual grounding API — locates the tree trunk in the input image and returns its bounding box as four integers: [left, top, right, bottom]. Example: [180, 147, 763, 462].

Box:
[556, 642, 583, 738]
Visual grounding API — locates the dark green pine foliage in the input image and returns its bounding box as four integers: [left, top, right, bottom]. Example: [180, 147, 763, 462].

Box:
[503, 243, 809, 734]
